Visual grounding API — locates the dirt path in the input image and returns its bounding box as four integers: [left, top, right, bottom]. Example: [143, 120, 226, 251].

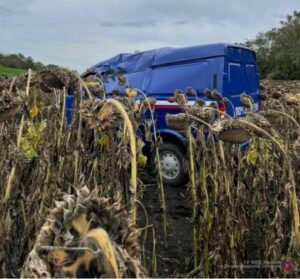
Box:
[138, 170, 192, 277]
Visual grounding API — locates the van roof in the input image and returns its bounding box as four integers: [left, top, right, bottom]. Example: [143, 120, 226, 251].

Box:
[88, 43, 254, 75]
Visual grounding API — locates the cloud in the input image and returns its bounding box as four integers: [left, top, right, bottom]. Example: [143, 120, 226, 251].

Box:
[173, 20, 190, 25]
[0, 0, 299, 71]
[99, 20, 157, 28]
[0, 5, 14, 15]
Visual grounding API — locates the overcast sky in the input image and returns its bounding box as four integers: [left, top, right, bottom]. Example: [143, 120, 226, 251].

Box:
[0, 0, 299, 71]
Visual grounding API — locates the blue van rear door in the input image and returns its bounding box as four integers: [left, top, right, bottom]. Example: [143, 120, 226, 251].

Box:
[225, 47, 259, 117]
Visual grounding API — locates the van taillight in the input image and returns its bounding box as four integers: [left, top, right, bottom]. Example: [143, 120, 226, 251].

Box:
[218, 103, 226, 112]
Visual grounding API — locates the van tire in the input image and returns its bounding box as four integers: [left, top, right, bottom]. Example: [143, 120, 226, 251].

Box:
[151, 142, 188, 187]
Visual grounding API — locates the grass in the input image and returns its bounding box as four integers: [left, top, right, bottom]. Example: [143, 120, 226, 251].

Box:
[0, 65, 27, 76]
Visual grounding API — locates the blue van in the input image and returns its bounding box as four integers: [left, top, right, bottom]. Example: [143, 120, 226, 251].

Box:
[78, 43, 260, 186]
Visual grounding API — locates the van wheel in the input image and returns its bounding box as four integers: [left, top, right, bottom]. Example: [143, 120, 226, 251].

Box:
[151, 142, 188, 187]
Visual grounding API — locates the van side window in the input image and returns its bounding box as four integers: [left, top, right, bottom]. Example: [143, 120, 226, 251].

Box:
[148, 62, 210, 95]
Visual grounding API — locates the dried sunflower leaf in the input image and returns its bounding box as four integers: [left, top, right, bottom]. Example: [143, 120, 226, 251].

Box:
[247, 149, 258, 166]
[20, 137, 38, 159]
[137, 152, 147, 168]
[29, 106, 39, 119]
[99, 134, 110, 147]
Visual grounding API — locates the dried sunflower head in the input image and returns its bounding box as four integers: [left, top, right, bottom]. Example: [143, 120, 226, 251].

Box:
[80, 99, 120, 131]
[214, 118, 251, 144]
[211, 90, 223, 102]
[140, 97, 156, 110]
[117, 73, 127, 85]
[167, 90, 187, 108]
[186, 87, 197, 97]
[112, 89, 121, 96]
[246, 112, 273, 136]
[0, 75, 13, 92]
[195, 99, 205, 107]
[203, 89, 223, 102]
[203, 88, 212, 99]
[271, 90, 283, 99]
[188, 105, 216, 123]
[293, 136, 300, 159]
[165, 113, 190, 131]
[285, 94, 300, 106]
[85, 76, 105, 97]
[209, 102, 218, 109]
[125, 87, 137, 97]
[22, 187, 147, 278]
[0, 90, 23, 123]
[36, 68, 79, 92]
[259, 92, 268, 101]
[260, 84, 266, 90]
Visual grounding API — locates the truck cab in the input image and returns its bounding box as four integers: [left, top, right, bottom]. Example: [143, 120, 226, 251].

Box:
[78, 43, 260, 186]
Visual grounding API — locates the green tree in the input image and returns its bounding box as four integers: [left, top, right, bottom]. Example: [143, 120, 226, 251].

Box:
[0, 52, 57, 71]
[245, 10, 300, 80]
[25, 56, 35, 69]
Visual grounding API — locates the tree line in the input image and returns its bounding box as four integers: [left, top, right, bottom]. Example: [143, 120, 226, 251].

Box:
[0, 53, 57, 71]
[244, 10, 300, 80]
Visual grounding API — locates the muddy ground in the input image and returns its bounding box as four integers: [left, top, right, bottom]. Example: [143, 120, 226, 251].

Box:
[138, 170, 192, 277]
